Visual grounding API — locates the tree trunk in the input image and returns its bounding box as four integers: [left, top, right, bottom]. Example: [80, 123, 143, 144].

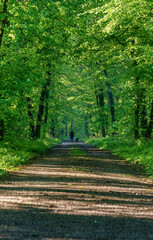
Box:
[44, 72, 51, 124]
[98, 88, 106, 137]
[44, 101, 49, 125]
[130, 40, 141, 139]
[104, 70, 115, 123]
[0, 0, 9, 140]
[135, 106, 139, 139]
[0, 120, 4, 141]
[134, 77, 140, 139]
[140, 106, 148, 137]
[35, 73, 51, 139]
[0, 94, 4, 140]
[51, 120, 55, 137]
[106, 82, 115, 123]
[146, 100, 153, 139]
[140, 92, 148, 138]
[0, 0, 8, 47]
[26, 97, 35, 138]
[35, 89, 46, 138]
[94, 82, 106, 137]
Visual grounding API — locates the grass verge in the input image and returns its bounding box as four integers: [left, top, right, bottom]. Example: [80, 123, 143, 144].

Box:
[70, 149, 86, 157]
[86, 137, 153, 178]
[0, 137, 60, 177]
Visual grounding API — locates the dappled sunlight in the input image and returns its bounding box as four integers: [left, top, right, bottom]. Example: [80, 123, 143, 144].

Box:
[0, 142, 153, 239]
[0, 183, 153, 219]
[1, 0, 152, 237]
[0, 173, 152, 219]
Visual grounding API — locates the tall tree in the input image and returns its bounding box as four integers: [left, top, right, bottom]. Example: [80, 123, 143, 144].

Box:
[0, 0, 9, 140]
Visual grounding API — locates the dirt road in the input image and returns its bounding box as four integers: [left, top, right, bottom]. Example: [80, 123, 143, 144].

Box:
[0, 141, 153, 240]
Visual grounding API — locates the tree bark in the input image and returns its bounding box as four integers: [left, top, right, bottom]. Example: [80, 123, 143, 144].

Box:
[139, 89, 148, 138]
[0, 0, 8, 47]
[0, 0, 9, 140]
[98, 88, 106, 137]
[44, 100, 49, 125]
[35, 73, 51, 139]
[35, 89, 45, 138]
[140, 105, 148, 138]
[0, 93, 4, 140]
[51, 120, 55, 137]
[106, 82, 115, 123]
[94, 80, 106, 137]
[130, 40, 141, 139]
[104, 70, 115, 124]
[26, 97, 35, 138]
[146, 100, 153, 139]
[134, 77, 140, 139]
[0, 120, 4, 141]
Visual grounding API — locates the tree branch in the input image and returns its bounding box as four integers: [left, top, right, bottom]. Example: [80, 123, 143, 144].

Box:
[117, 27, 129, 38]
[0, 0, 9, 47]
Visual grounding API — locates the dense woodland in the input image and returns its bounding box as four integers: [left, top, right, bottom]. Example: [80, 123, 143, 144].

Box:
[0, 0, 153, 175]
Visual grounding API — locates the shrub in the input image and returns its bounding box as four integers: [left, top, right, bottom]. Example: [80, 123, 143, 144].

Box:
[0, 137, 60, 177]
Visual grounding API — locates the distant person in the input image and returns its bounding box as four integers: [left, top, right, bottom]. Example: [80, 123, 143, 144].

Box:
[70, 130, 74, 142]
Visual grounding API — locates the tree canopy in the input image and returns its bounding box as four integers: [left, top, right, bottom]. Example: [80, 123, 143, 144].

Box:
[0, 0, 153, 141]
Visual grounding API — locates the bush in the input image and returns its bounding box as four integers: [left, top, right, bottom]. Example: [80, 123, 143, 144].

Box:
[0, 137, 60, 177]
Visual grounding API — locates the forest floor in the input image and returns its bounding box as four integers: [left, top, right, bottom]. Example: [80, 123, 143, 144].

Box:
[0, 140, 153, 240]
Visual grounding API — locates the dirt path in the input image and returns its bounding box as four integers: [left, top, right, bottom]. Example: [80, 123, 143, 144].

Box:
[0, 141, 153, 240]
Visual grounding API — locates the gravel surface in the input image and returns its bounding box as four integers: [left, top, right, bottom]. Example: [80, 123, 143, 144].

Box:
[0, 141, 153, 240]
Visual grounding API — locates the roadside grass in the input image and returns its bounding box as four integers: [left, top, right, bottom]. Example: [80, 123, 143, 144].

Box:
[71, 167, 90, 172]
[70, 149, 86, 157]
[0, 137, 60, 177]
[86, 137, 153, 178]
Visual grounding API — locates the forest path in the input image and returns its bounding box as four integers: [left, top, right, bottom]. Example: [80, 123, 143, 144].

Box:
[0, 140, 153, 240]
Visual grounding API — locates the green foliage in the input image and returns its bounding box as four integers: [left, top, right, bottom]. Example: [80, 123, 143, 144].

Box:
[71, 167, 90, 172]
[72, 0, 153, 138]
[0, 0, 153, 179]
[70, 149, 86, 157]
[1, 0, 152, 141]
[86, 137, 153, 177]
[0, 137, 60, 177]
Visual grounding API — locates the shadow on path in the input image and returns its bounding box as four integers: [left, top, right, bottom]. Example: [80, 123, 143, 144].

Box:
[0, 141, 153, 239]
[0, 208, 153, 240]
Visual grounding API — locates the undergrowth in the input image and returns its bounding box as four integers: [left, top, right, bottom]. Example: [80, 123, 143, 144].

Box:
[0, 137, 60, 177]
[86, 137, 153, 178]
